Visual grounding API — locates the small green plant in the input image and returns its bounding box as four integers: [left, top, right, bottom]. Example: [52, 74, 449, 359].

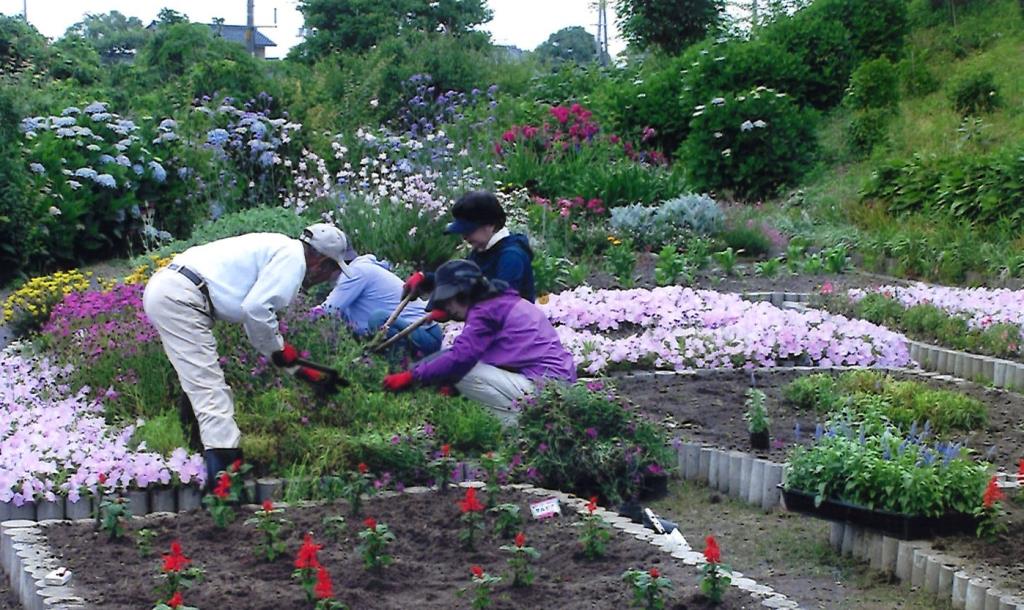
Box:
[684, 236, 713, 270]
[606, 236, 637, 288]
[136, 528, 157, 557]
[823, 244, 849, 274]
[700, 536, 731, 604]
[500, 532, 540, 587]
[722, 225, 772, 258]
[567, 260, 590, 287]
[457, 487, 486, 550]
[99, 497, 129, 541]
[203, 468, 239, 529]
[244, 501, 290, 562]
[712, 247, 739, 276]
[467, 565, 501, 610]
[480, 451, 504, 508]
[293, 532, 324, 601]
[785, 242, 806, 273]
[152, 592, 198, 610]
[744, 389, 770, 434]
[322, 515, 347, 542]
[489, 503, 523, 539]
[343, 463, 375, 517]
[949, 70, 1001, 116]
[430, 445, 456, 494]
[532, 250, 569, 297]
[801, 253, 825, 274]
[622, 567, 673, 610]
[754, 258, 782, 278]
[975, 476, 1008, 539]
[578, 496, 612, 560]
[357, 517, 396, 572]
[654, 245, 692, 286]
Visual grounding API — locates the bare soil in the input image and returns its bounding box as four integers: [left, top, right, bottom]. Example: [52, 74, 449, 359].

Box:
[46, 489, 758, 610]
[0, 570, 17, 610]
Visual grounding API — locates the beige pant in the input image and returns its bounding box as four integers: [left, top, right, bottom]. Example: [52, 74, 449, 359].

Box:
[455, 363, 536, 426]
[143, 268, 241, 449]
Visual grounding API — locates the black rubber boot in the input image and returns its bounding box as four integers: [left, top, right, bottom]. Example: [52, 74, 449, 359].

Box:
[203, 448, 244, 493]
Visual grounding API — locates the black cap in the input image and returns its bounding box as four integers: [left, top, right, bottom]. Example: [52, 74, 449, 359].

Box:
[426, 259, 484, 310]
[444, 191, 506, 235]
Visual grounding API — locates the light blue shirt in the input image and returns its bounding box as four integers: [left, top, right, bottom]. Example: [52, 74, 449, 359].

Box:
[320, 255, 430, 334]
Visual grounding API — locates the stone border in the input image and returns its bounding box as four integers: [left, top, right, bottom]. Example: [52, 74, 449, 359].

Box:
[2, 481, 805, 610]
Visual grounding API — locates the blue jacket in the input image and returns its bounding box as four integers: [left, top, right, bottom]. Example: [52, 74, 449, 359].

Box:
[320, 255, 430, 334]
[469, 233, 535, 303]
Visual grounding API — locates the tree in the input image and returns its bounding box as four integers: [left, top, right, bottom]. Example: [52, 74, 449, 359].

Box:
[615, 0, 724, 54]
[535, 26, 601, 66]
[292, 0, 492, 62]
[64, 11, 149, 62]
[156, 8, 188, 26]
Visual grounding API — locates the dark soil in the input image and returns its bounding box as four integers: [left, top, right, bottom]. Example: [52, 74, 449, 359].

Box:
[0, 569, 17, 610]
[613, 368, 1024, 469]
[930, 497, 1024, 584]
[586, 253, 903, 294]
[46, 489, 759, 610]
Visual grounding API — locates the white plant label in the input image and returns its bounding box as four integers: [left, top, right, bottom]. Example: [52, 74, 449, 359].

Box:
[529, 497, 561, 520]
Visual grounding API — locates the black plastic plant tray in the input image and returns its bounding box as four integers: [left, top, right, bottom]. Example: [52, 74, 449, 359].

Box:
[781, 488, 979, 540]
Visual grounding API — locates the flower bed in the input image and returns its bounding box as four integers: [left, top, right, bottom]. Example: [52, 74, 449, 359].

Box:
[537, 286, 910, 374]
[0, 350, 204, 506]
[44, 488, 753, 609]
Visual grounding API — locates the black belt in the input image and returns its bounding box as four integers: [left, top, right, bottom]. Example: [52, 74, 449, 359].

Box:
[168, 264, 216, 318]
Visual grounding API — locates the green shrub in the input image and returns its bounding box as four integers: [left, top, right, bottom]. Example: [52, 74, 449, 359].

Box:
[609, 193, 723, 249]
[783, 374, 840, 411]
[812, 0, 909, 62]
[898, 56, 940, 97]
[761, 10, 856, 109]
[517, 381, 672, 504]
[851, 293, 904, 325]
[144, 206, 310, 260]
[846, 108, 892, 156]
[846, 58, 900, 110]
[948, 70, 1001, 116]
[0, 84, 43, 284]
[721, 225, 772, 258]
[134, 411, 187, 456]
[681, 87, 817, 201]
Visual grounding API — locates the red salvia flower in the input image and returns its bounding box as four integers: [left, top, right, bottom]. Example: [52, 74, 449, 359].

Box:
[363, 517, 377, 530]
[441, 444, 451, 458]
[314, 565, 334, 600]
[982, 476, 1006, 509]
[230, 459, 242, 473]
[261, 500, 274, 513]
[649, 567, 660, 579]
[514, 532, 525, 548]
[162, 541, 190, 573]
[97, 473, 107, 485]
[586, 496, 598, 514]
[357, 462, 368, 474]
[1018, 458, 1023, 478]
[458, 488, 484, 513]
[212, 472, 231, 499]
[704, 535, 721, 564]
[470, 565, 484, 578]
[294, 532, 322, 570]
[167, 591, 184, 608]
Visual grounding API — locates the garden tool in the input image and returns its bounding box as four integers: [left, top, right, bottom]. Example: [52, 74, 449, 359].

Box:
[365, 293, 416, 350]
[369, 312, 435, 353]
[294, 357, 350, 390]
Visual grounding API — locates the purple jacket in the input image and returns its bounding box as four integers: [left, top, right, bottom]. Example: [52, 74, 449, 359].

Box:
[412, 290, 576, 385]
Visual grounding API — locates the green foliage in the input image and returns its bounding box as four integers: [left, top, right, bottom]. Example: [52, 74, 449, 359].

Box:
[615, 0, 724, 54]
[517, 381, 672, 504]
[654, 245, 692, 286]
[783, 374, 840, 411]
[134, 412, 187, 456]
[846, 57, 900, 111]
[532, 250, 570, 297]
[578, 503, 612, 559]
[812, 0, 909, 61]
[784, 420, 988, 517]
[754, 258, 782, 277]
[489, 503, 522, 539]
[292, 0, 492, 61]
[99, 497, 129, 540]
[594, 55, 690, 155]
[744, 389, 770, 433]
[65, 11, 150, 62]
[606, 238, 637, 288]
[145, 207, 311, 261]
[622, 567, 673, 610]
[0, 83, 43, 283]
[761, 10, 856, 109]
[357, 520, 396, 572]
[846, 108, 892, 156]
[681, 87, 818, 200]
[862, 145, 1024, 227]
[535, 26, 600, 66]
[948, 70, 1001, 115]
[609, 193, 724, 250]
[721, 225, 772, 258]
[898, 56, 940, 97]
[711, 247, 739, 276]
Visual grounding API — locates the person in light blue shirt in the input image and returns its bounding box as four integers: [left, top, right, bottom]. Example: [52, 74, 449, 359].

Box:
[320, 243, 442, 358]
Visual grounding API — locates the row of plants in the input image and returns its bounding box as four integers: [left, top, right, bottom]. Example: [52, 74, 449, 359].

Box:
[824, 285, 1023, 361]
[783, 370, 988, 434]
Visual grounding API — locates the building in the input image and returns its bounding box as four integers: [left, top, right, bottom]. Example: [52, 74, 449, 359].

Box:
[207, 22, 277, 58]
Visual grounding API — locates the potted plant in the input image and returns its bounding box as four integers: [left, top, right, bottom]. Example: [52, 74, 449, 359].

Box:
[744, 389, 771, 450]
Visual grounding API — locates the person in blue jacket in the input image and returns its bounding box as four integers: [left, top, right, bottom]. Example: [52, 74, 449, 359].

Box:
[404, 190, 536, 303]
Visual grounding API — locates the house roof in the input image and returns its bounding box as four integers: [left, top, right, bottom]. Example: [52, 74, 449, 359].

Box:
[208, 23, 277, 47]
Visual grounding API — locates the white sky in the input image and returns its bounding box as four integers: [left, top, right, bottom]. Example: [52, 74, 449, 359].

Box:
[0, 0, 626, 59]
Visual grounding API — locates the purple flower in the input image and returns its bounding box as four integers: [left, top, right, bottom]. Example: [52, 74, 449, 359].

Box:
[537, 443, 549, 454]
[585, 428, 598, 440]
[422, 423, 435, 437]
[646, 463, 664, 475]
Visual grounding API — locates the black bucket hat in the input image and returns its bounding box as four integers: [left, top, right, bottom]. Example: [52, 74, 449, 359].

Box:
[444, 191, 506, 235]
[426, 259, 484, 310]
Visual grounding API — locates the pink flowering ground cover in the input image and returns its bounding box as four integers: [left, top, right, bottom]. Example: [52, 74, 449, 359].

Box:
[849, 283, 1024, 338]
[0, 350, 204, 506]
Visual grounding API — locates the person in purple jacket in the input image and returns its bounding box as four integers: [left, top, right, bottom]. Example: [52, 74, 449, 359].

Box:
[381, 259, 576, 425]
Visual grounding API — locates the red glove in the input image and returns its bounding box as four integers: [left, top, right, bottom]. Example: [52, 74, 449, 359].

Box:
[271, 343, 299, 367]
[383, 371, 414, 392]
[428, 309, 449, 322]
[296, 367, 326, 383]
[403, 271, 425, 297]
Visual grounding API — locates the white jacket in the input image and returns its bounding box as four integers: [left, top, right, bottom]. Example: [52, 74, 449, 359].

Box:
[172, 233, 305, 356]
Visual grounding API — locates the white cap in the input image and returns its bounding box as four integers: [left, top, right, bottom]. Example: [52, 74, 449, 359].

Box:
[300, 223, 357, 273]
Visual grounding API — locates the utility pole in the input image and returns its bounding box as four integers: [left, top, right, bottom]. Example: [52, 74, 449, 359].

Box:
[246, 0, 256, 56]
[751, 0, 759, 30]
[595, 0, 609, 65]
[23, 0, 27, 21]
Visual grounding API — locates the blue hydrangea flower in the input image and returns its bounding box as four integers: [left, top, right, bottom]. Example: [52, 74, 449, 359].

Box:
[94, 173, 116, 188]
[74, 167, 98, 180]
[29, 163, 45, 174]
[61, 106, 81, 116]
[159, 118, 177, 130]
[115, 155, 131, 166]
[257, 151, 275, 167]
[98, 154, 114, 165]
[177, 167, 190, 179]
[53, 117, 76, 128]
[148, 161, 167, 183]
[20, 117, 44, 132]
[206, 128, 229, 146]
[83, 102, 107, 114]
[90, 112, 112, 122]
[132, 164, 144, 176]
